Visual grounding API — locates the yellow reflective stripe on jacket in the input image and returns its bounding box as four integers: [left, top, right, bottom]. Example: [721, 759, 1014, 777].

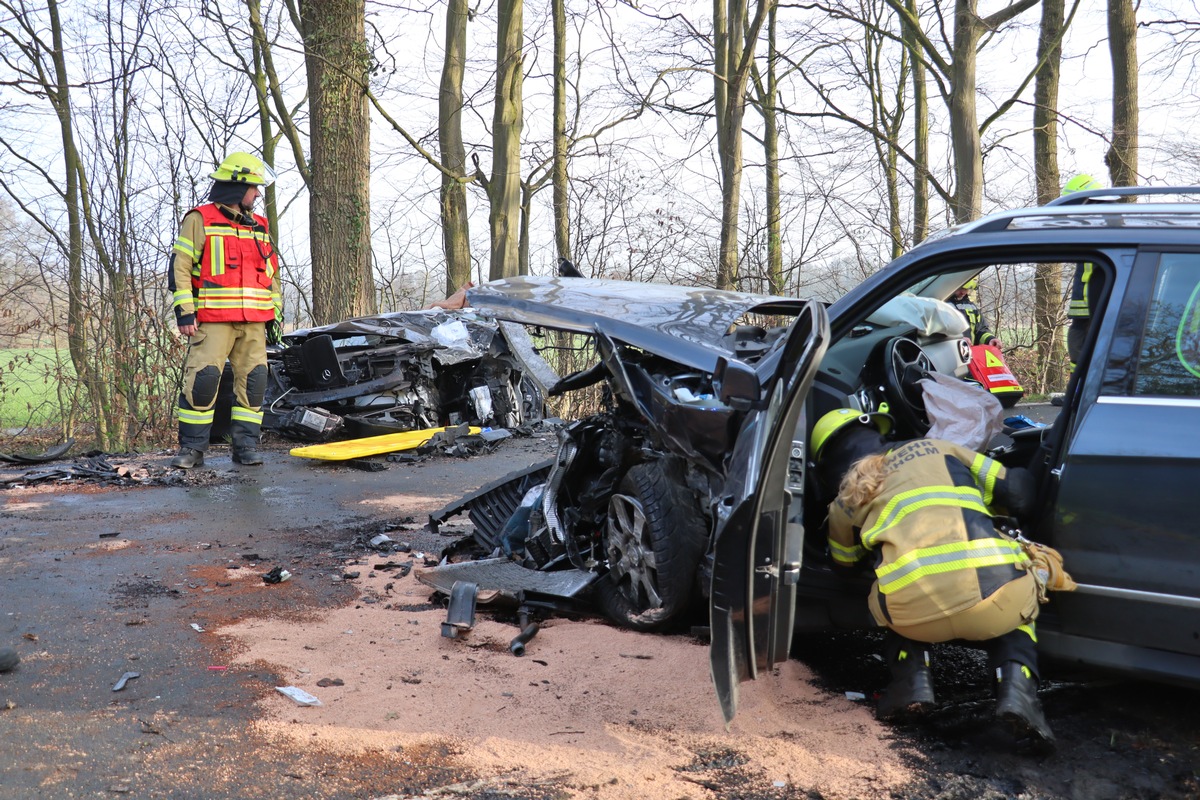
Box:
[209, 235, 226, 276]
[231, 406, 264, 425]
[172, 289, 194, 309]
[970, 453, 1001, 506]
[173, 236, 199, 260]
[1016, 623, 1037, 643]
[1069, 263, 1093, 315]
[176, 406, 215, 425]
[198, 287, 273, 298]
[196, 287, 275, 311]
[829, 538, 866, 566]
[202, 225, 271, 243]
[875, 538, 1027, 594]
[199, 299, 277, 311]
[861, 486, 989, 548]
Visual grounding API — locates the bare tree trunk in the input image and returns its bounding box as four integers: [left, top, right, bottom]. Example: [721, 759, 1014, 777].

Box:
[249, 0, 311, 188]
[713, 0, 729, 160]
[249, 0, 282, 241]
[551, 0, 571, 264]
[763, 6, 782, 294]
[1106, 0, 1138, 186]
[488, 0, 524, 280]
[890, 0, 1036, 224]
[903, 0, 928, 244]
[440, 0, 472, 294]
[46, 0, 100, 442]
[1034, 0, 1066, 392]
[863, 5, 908, 260]
[519, 181, 532, 276]
[948, 0, 983, 223]
[714, 0, 774, 291]
[300, 0, 375, 324]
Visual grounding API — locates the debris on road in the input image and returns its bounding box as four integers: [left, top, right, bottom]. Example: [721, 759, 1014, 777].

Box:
[440, 580, 478, 639]
[509, 605, 540, 657]
[2, 455, 228, 489]
[0, 438, 75, 464]
[262, 567, 292, 584]
[0, 647, 19, 672]
[275, 686, 322, 706]
[111, 671, 140, 691]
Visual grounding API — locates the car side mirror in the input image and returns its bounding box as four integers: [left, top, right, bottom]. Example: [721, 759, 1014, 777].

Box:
[715, 356, 760, 410]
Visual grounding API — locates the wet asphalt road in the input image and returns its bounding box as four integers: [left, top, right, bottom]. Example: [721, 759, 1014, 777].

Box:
[0, 433, 558, 799]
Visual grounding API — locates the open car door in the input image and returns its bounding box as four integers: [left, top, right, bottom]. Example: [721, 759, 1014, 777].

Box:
[709, 300, 829, 723]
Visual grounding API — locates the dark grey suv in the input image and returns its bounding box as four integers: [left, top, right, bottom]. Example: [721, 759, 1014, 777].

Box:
[451, 187, 1200, 723]
[711, 186, 1200, 720]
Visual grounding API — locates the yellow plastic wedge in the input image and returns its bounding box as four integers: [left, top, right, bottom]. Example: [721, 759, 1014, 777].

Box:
[290, 426, 483, 461]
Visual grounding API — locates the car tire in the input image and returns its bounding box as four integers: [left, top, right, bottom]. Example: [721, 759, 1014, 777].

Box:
[594, 461, 709, 631]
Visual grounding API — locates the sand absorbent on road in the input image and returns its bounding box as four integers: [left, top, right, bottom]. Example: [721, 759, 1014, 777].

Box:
[217, 555, 911, 800]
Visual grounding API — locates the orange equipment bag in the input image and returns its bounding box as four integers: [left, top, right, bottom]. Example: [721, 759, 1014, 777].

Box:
[968, 344, 1024, 408]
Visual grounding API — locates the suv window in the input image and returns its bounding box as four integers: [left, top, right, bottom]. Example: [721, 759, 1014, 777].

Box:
[1134, 253, 1200, 396]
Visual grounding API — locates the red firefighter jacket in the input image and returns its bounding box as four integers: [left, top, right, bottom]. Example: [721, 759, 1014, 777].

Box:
[170, 203, 280, 324]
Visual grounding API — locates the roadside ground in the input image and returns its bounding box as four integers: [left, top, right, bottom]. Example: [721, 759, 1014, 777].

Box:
[1, 416, 1197, 799]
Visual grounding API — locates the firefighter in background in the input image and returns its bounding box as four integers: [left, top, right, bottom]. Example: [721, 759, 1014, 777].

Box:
[1061, 173, 1102, 369]
[949, 278, 1002, 349]
[168, 152, 282, 469]
[813, 408, 1054, 747]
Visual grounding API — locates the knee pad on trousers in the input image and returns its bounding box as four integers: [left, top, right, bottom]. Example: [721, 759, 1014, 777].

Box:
[189, 365, 222, 408]
[245, 364, 268, 408]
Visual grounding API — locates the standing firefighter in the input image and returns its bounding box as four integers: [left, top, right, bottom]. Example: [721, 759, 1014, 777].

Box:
[1061, 173, 1102, 369]
[813, 409, 1054, 748]
[949, 278, 1002, 348]
[168, 152, 282, 468]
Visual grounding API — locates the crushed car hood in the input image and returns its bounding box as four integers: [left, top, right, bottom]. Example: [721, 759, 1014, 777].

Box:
[468, 277, 809, 372]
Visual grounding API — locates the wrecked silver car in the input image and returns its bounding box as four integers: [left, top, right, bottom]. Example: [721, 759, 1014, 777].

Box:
[263, 310, 550, 440]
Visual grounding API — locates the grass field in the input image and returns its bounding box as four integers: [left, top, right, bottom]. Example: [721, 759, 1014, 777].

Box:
[0, 348, 74, 429]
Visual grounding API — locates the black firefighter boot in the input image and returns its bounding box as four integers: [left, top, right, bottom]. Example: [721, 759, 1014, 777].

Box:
[877, 643, 937, 721]
[170, 447, 205, 469]
[995, 661, 1055, 747]
[232, 447, 263, 465]
[230, 410, 264, 466]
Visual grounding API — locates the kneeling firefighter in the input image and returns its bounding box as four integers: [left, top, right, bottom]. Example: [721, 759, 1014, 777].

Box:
[812, 408, 1054, 746]
[168, 152, 283, 468]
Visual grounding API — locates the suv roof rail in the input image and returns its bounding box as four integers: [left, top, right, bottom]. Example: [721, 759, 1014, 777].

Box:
[1045, 185, 1200, 207]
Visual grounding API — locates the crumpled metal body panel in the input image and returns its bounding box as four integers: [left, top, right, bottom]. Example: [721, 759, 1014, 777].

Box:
[468, 277, 808, 372]
[415, 558, 597, 599]
[281, 309, 498, 366]
[265, 308, 548, 437]
[429, 460, 555, 551]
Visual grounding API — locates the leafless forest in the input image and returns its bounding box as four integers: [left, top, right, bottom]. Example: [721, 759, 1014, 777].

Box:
[1, 0, 1197, 449]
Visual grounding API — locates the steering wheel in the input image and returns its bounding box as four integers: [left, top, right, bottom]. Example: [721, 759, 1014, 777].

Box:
[882, 336, 936, 433]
